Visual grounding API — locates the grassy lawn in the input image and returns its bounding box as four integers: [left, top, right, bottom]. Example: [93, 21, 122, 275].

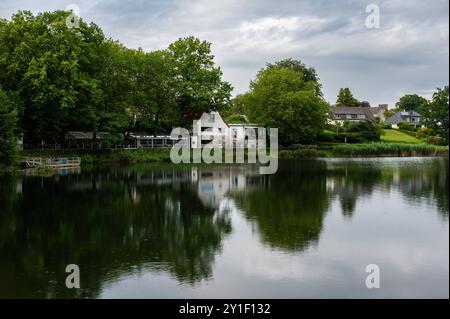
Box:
[381, 129, 423, 144]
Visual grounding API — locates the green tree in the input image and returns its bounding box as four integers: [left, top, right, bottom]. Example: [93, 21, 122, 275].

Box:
[226, 93, 250, 116]
[167, 36, 232, 126]
[0, 87, 18, 166]
[396, 94, 429, 112]
[99, 43, 177, 139]
[246, 66, 328, 145]
[265, 58, 323, 96]
[421, 86, 449, 144]
[343, 120, 383, 141]
[0, 10, 106, 144]
[336, 88, 360, 106]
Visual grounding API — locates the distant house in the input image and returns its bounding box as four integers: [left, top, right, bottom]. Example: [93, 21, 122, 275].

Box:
[329, 106, 375, 124]
[369, 104, 389, 122]
[385, 111, 422, 128]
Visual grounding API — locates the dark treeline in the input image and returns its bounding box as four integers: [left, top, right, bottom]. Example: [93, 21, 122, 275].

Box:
[0, 10, 232, 147]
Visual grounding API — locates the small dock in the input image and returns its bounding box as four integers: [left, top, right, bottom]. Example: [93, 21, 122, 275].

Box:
[21, 157, 81, 168]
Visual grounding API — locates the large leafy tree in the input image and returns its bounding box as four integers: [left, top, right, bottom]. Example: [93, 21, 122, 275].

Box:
[336, 88, 360, 106]
[265, 58, 323, 97]
[100, 43, 178, 137]
[246, 65, 329, 145]
[167, 36, 232, 126]
[0, 10, 106, 143]
[421, 86, 449, 144]
[0, 87, 18, 165]
[396, 94, 429, 112]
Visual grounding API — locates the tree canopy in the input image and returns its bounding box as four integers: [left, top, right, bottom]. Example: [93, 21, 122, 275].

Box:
[336, 88, 360, 106]
[421, 86, 449, 144]
[245, 62, 329, 145]
[167, 36, 232, 126]
[0, 87, 18, 166]
[0, 11, 232, 148]
[396, 94, 429, 112]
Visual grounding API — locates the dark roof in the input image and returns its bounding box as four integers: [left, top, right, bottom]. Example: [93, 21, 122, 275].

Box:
[330, 106, 375, 120]
[65, 131, 109, 140]
[386, 111, 422, 124]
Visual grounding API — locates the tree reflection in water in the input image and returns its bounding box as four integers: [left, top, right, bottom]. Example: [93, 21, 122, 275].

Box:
[0, 158, 447, 298]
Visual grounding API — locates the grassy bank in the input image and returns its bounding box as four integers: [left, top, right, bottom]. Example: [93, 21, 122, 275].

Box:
[381, 129, 423, 144]
[13, 143, 450, 168]
[329, 143, 448, 157]
[20, 148, 172, 164]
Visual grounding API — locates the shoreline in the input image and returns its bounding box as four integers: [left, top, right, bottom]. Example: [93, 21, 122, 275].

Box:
[1, 143, 447, 172]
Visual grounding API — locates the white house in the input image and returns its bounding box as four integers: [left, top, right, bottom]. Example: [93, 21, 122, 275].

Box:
[385, 110, 422, 128]
[191, 111, 264, 149]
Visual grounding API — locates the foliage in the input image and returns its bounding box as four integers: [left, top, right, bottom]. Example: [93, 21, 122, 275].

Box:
[225, 114, 248, 124]
[265, 58, 323, 96]
[398, 122, 417, 131]
[343, 120, 383, 141]
[0, 10, 106, 143]
[396, 94, 429, 112]
[0, 11, 232, 145]
[336, 88, 359, 106]
[0, 87, 18, 165]
[167, 36, 232, 126]
[332, 143, 448, 156]
[245, 64, 328, 145]
[420, 86, 449, 145]
[224, 93, 250, 117]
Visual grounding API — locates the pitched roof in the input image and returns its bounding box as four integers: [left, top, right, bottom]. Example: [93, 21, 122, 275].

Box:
[386, 111, 422, 124]
[329, 106, 374, 120]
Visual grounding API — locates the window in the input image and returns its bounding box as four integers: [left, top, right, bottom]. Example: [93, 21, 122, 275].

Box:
[357, 114, 366, 119]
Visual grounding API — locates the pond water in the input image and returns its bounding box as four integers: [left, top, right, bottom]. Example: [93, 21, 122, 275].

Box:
[0, 157, 448, 298]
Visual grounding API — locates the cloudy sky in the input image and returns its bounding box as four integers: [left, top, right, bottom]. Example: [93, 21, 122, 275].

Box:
[1, 0, 448, 106]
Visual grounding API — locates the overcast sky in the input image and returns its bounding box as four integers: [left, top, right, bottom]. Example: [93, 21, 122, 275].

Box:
[1, 0, 448, 106]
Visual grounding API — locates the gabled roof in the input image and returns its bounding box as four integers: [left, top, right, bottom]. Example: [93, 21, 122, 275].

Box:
[386, 111, 422, 124]
[329, 106, 374, 119]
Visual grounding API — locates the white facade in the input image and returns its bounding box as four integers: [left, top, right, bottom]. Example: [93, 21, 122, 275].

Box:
[191, 112, 264, 149]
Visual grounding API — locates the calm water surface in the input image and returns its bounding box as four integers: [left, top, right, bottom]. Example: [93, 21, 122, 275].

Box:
[0, 157, 448, 298]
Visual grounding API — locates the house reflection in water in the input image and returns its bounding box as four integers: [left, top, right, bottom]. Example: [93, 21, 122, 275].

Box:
[191, 166, 266, 208]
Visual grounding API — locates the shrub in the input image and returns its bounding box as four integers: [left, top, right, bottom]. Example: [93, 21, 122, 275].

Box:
[333, 143, 448, 156]
[426, 136, 446, 145]
[343, 120, 383, 141]
[398, 122, 417, 131]
[383, 123, 392, 129]
[226, 114, 248, 124]
[318, 131, 365, 143]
